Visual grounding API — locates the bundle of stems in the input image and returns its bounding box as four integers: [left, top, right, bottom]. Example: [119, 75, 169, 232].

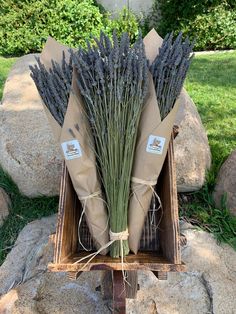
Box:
[30, 52, 73, 126]
[150, 32, 194, 120]
[70, 32, 148, 258]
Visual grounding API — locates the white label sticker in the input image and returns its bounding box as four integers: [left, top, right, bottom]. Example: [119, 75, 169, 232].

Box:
[61, 140, 82, 160]
[146, 135, 166, 155]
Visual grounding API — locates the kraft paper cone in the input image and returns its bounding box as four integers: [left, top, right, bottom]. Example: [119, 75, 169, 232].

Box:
[143, 28, 163, 64]
[129, 101, 179, 254]
[128, 29, 179, 254]
[39, 38, 109, 254]
[60, 74, 109, 253]
[40, 37, 70, 142]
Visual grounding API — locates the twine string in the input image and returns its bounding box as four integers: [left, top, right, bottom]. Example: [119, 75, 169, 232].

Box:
[131, 177, 163, 230]
[73, 229, 129, 283]
[76, 192, 129, 282]
[78, 190, 109, 251]
[149, 185, 162, 228]
[109, 229, 129, 282]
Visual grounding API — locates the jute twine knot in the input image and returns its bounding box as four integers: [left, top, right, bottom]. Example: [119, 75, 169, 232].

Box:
[79, 190, 101, 201]
[109, 229, 129, 241]
[78, 190, 104, 252]
[131, 176, 163, 229]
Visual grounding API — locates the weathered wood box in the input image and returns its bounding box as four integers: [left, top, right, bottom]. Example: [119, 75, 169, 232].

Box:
[48, 132, 186, 313]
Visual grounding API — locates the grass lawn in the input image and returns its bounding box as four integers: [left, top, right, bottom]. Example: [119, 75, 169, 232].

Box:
[185, 52, 236, 180]
[0, 52, 235, 265]
[0, 56, 17, 99]
[183, 51, 236, 249]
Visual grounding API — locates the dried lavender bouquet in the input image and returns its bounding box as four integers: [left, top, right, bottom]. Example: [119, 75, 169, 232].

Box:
[70, 32, 148, 258]
[150, 32, 194, 119]
[128, 30, 194, 254]
[29, 38, 110, 255]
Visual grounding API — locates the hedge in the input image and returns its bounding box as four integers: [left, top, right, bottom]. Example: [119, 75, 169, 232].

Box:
[0, 0, 139, 55]
[149, 0, 236, 51]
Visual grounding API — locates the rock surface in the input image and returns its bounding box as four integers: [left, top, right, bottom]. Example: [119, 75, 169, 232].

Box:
[0, 188, 11, 226]
[213, 150, 236, 215]
[0, 54, 62, 197]
[0, 215, 56, 296]
[130, 222, 236, 314]
[174, 89, 211, 192]
[1, 217, 235, 314]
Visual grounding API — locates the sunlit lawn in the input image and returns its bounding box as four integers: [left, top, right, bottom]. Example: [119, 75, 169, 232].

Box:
[183, 52, 236, 249]
[185, 51, 236, 179]
[0, 56, 17, 99]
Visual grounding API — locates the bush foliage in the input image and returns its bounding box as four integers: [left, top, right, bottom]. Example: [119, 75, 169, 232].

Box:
[150, 0, 236, 50]
[0, 0, 139, 55]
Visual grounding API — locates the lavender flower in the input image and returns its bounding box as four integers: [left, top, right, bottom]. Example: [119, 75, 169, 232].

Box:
[150, 32, 194, 119]
[30, 53, 73, 126]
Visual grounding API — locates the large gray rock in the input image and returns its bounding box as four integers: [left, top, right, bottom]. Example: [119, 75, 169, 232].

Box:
[213, 150, 236, 215]
[0, 214, 109, 314]
[0, 215, 56, 296]
[129, 222, 236, 314]
[0, 188, 11, 226]
[174, 89, 211, 192]
[0, 54, 62, 197]
[1, 217, 235, 313]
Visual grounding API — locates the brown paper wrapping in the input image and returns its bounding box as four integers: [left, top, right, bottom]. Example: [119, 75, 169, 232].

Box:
[39, 38, 109, 254]
[128, 29, 180, 254]
[40, 37, 69, 142]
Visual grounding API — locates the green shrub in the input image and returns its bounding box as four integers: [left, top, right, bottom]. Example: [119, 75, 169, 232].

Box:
[107, 7, 139, 43]
[149, 0, 236, 51]
[48, 0, 105, 48]
[0, 0, 105, 55]
[0, 1, 139, 55]
[181, 4, 236, 50]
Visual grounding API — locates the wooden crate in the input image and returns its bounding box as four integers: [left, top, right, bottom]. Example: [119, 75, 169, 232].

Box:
[48, 132, 186, 313]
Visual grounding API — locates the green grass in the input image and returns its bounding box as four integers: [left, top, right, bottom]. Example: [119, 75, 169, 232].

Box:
[0, 56, 17, 99]
[185, 52, 236, 184]
[183, 51, 236, 249]
[180, 185, 236, 249]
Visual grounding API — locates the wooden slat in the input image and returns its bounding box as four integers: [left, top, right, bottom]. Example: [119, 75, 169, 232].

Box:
[53, 162, 66, 263]
[153, 271, 168, 280]
[101, 271, 138, 301]
[101, 271, 113, 301]
[48, 251, 186, 272]
[54, 162, 79, 263]
[113, 271, 126, 313]
[158, 133, 181, 264]
[125, 271, 138, 299]
[67, 271, 82, 280]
